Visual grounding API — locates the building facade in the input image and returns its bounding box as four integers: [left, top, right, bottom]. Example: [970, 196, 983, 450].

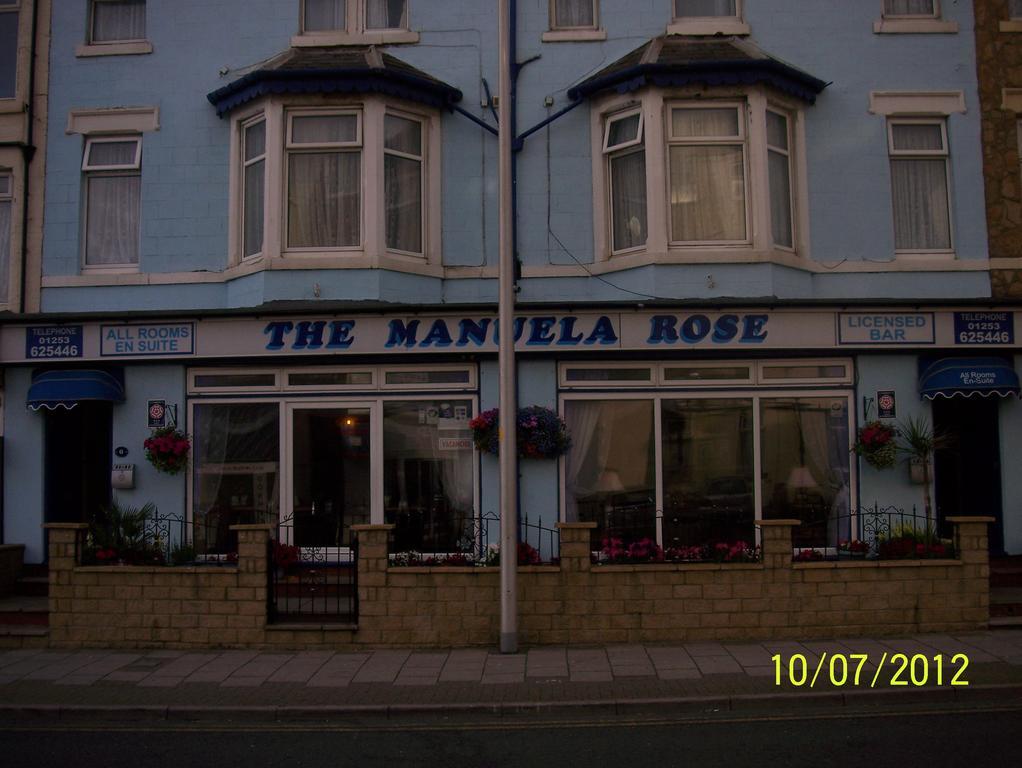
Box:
[1, 0, 1019, 583]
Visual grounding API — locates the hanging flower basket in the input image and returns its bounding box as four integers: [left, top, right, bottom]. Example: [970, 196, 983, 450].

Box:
[143, 426, 191, 475]
[469, 406, 571, 459]
[853, 420, 898, 470]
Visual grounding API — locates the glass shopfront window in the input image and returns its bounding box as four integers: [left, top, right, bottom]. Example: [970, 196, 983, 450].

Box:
[662, 399, 754, 548]
[384, 400, 474, 552]
[192, 402, 280, 554]
[560, 362, 854, 550]
[564, 399, 656, 542]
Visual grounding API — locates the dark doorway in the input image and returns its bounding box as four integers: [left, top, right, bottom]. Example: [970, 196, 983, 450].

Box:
[933, 398, 1004, 555]
[44, 403, 113, 526]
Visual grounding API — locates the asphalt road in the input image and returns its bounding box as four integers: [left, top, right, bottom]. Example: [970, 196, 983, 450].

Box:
[2, 707, 1019, 767]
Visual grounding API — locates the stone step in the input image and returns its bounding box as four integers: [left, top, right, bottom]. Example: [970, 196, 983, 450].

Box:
[13, 576, 48, 597]
[0, 596, 48, 626]
[989, 615, 1022, 629]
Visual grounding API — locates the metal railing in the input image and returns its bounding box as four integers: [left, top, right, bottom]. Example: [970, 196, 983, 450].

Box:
[388, 510, 560, 565]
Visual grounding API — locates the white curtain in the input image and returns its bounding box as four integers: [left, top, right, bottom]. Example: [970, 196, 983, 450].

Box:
[564, 401, 612, 521]
[891, 159, 950, 250]
[92, 0, 146, 42]
[675, 0, 736, 17]
[0, 199, 9, 303]
[769, 149, 793, 248]
[85, 175, 140, 266]
[670, 145, 745, 241]
[884, 0, 935, 15]
[244, 160, 265, 257]
[288, 152, 360, 248]
[366, 0, 406, 29]
[385, 155, 421, 252]
[611, 150, 647, 251]
[554, 0, 594, 27]
[304, 0, 346, 31]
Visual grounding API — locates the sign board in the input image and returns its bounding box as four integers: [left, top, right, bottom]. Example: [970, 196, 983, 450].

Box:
[838, 313, 935, 345]
[953, 312, 1014, 345]
[25, 326, 83, 359]
[3, 310, 1019, 363]
[439, 436, 473, 451]
[147, 400, 167, 429]
[877, 390, 897, 419]
[100, 323, 195, 357]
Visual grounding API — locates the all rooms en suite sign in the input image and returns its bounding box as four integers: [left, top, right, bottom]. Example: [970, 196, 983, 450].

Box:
[7, 310, 1017, 362]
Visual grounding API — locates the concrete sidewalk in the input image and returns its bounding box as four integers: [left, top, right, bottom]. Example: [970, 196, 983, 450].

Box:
[1, 631, 1021, 722]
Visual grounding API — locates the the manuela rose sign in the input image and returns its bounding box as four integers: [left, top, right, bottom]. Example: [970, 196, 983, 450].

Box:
[3, 309, 1017, 362]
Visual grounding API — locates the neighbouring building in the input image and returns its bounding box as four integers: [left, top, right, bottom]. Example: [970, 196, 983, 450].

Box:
[0, 1, 1017, 645]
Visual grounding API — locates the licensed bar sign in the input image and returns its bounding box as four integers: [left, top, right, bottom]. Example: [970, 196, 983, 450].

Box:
[953, 312, 1014, 345]
[25, 326, 83, 359]
[838, 313, 935, 345]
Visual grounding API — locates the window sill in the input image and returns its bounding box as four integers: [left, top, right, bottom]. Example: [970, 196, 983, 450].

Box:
[666, 19, 750, 37]
[893, 250, 956, 260]
[76, 41, 154, 57]
[541, 29, 607, 43]
[1000, 21, 1022, 33]
[872, 19, 958, 34]
[290, 30, 420, 47]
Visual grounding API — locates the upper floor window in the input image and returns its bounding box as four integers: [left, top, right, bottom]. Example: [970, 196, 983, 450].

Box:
[89, 0, 146, 44]
[301, 0, 408, 34]
[552, 0, 597, 29]
[0, 0, 18, 99]
[668, 105, 747, 244]
[82, 136, 141, 270]
[882, 0, 936, 18]
[595, 91, 804, 260]
[874, 0, 956, 33]
[674, 0, 738, 18]
[887, 120, 951, 253]
[0, 171, 10, 303]
[1012, 0, 1022, 19]
[232, 97, 438, 266]
[604, 110, 647, 252]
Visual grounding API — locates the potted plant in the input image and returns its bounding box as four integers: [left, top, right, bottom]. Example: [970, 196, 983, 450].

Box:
[896, 415, 949, 520]
[853, 420, 899, 470]
[144, 426, 191, 475]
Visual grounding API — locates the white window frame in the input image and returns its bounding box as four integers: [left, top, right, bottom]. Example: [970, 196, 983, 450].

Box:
[666, 101, 751, 247]
[81, 134, 142, 273]
[188, 364, 476, 395]
[228, 96, 441, 273]
[592, 89, 809, 266]
[559, 359, 851, 389]
[87, 0, 147, 44]
[886, 117, 954, 256]
[383, 109, 426, 256]
[0, 168, 11, 305]
[284, 108, 364, 253]
[766, 107, 795, 251]
[294, 0, 418, 46]
[549, 0, 598, 30]
[241, 114, 267, 261]
[603, 106, 648, 256]
[557, 383, 857, 549]
[668, 0, 750, 36]
[873, 0, 957, 34]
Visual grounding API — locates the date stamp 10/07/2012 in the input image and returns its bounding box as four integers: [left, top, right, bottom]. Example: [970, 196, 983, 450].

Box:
[772, 653, 970, 688]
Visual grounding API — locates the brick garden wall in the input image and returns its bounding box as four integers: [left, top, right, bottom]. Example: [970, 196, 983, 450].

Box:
[42, 519, 992, 650]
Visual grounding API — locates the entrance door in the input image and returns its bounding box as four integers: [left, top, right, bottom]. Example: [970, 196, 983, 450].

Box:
[285, 403, 375, 554]
[933, 398, 1004, 555]
[44, 403, 112, 526]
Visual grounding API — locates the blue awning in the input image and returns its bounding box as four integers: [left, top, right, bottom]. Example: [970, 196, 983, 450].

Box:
[27, 370, 125, 411]
[919, 357, 1021, 400]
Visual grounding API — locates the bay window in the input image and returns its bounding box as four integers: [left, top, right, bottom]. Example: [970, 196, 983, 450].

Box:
[232, 97, 437, 266]
[594, 90, 804, 261]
